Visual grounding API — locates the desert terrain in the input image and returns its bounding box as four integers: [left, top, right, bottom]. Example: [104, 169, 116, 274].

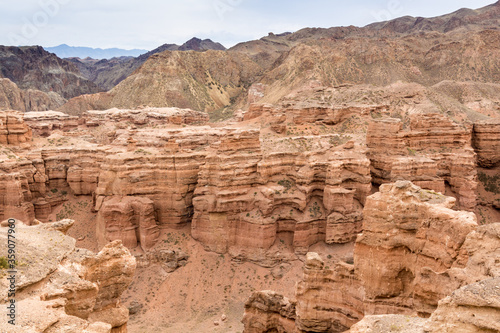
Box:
[0, 2, 499, 333]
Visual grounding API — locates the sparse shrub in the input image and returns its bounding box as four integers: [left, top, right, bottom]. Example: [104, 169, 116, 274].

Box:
[0, 257, 9, 269]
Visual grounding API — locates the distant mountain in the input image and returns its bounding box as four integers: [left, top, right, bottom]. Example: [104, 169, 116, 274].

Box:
[65, 38, 227, 90]
[178, 37, 226, 51]
[45, 44, 148, 59]
[136, 38, 226, 61]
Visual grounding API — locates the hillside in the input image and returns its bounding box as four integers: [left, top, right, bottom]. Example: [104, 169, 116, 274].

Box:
[66, 38, 227, 91]
[59, 1, 500, 117]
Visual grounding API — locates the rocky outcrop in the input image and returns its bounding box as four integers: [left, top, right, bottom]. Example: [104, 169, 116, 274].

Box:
[424, 277, 500, 333]
[242, 291, 296, 333]
[96, 196, 159, 251]
[355, 181, 477, 316]
[244, 100, 387, 128]
[95, 151, 206, 228]
[243, 182, 500, 332]
[192, 129, 371, 263]
[83, 107, 209, 127]
[0, 111, 32, 145]
[348, 278, 500, 333]
[0, 158, 35, 223]
[367, 113, 477, 210]
[81, 240, 137, 330]
[23, 111, 79, 136]
[0, 220, 136, 332]
[295, 253, 363, 332]
[135, 249, 188, 272]
[473, 120, 500, 168]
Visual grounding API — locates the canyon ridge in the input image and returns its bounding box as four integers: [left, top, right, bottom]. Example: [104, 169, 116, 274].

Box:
[0, 1, 499, 333]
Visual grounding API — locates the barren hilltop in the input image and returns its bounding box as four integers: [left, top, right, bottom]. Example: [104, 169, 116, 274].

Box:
[0, 2, 499, 333]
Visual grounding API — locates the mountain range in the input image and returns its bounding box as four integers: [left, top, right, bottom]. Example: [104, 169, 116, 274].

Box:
[44, 44, 147, 59]
[0, 1, 499, 116]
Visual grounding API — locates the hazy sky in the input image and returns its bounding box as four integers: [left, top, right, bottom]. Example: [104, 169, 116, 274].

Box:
[0, 0, 495, 50]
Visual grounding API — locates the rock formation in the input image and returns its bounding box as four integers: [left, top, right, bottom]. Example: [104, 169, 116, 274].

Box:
[0, 219, 136, 332]
[23, 111, 79, 136]
[424, 277, 500, 333]
[473, 120, 500, 168]
[355, 181, 477, 316]
[367, 114, 477, 210]
[192, 129, 371, 263]
[83, 107, 209, 127]
[295, 253, 363, 332]
[348, 277, 500, 333]
[243, 181, 500, 332]
[0, 78, 66, 112]
[96, 196, 159, 252]
[0, 111, 32, 145]
[242, 291, 296, 333]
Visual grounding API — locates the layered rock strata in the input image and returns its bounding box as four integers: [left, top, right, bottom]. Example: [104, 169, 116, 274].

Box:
[23, 111, 79, 136]
[83, 107, 209, 127]
[242, 291, 297, 333]
[97, 196, 159, 251]
[367, 113, 477, 210]
[243, 182, 500, 332]
[192, 129, 371, 263]
[473, 120, 500, 168]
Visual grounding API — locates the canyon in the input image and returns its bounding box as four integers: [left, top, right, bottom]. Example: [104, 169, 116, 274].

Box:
[0, 1, 499, 332]
[0, 80, 498, 331]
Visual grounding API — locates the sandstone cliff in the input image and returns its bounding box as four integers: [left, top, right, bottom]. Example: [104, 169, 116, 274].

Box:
[243, 181, 500, 332]
[367, 113, 477, 210]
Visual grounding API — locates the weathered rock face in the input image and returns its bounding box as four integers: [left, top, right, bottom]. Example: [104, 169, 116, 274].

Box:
[295, 253, 363, 332]
[348, 278, 500, 333]
[242, 291, 296, 333]
[23, 111, 79, 136]
[367, 113, 477, 210]
[355, 181, 477, 316]
[192, 129, 371, 263]
[0, 154, 36, 223]
[245, 99, 387, 128]
[97, 196, 159, 251]
[473, 120, 500, 168]
[82, 240, 137, 330]
[95, 151, 206, 228]
[0, 220, 136, 333]
[424, 277, 500, 333]
[0, 111, 32, 146]
[243, 182, 500, 333]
